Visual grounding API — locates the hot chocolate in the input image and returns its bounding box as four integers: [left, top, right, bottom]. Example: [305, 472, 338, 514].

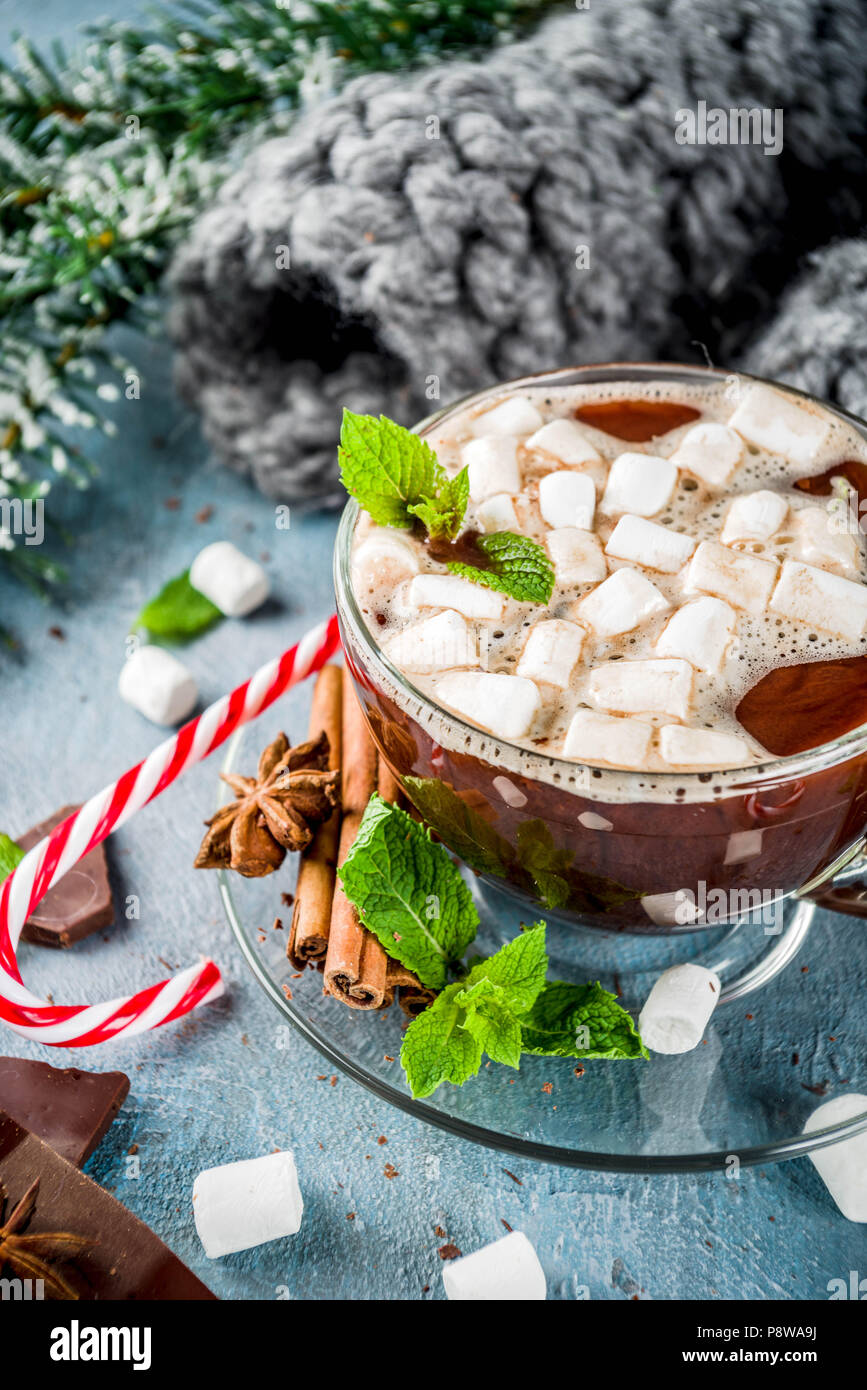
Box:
[350, 376, 867, 776]
[337, 366, 867, 929]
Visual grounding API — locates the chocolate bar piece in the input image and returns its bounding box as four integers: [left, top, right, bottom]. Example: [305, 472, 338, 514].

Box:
[0, 1112, 216, 1300]
[17, 805, 114, 948]
[0, 1058, 129, 1167]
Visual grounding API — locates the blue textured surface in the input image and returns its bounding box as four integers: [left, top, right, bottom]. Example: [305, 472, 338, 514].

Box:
[0, 2, 865, 1302]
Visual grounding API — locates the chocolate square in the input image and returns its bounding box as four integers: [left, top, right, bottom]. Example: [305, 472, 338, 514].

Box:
[0, 1112, 216, 1300]
[17, 804, 114, 948]
[0, 1057, 129, 1166]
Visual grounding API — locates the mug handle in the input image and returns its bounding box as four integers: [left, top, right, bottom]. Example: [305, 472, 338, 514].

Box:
[802, 840, 867, 917]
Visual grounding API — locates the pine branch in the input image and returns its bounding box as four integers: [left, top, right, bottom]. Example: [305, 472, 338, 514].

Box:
[0, 0, 563, 597]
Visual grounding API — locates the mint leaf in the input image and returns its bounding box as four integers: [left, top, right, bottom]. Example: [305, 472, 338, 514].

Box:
[407, 466, 469, 541]
[402, 777, 511, 878]
[516, 820, 572, 910]
[339, 410, 439, 529]
[0, 833, 25, 884]
[136, 569, 222, 642]
[453, 977, 524, 1068]
[463, 922, 548, 1015]
[400, 982, 483, 1099]
[401, 924, 548, 1095]
[521, 981, 648, 1060]
[447, 531, 554, 605]
[338, 793, 478, 990]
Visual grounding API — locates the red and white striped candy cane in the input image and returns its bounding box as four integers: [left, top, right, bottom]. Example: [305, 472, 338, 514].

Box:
[0, 614, 341, 1047]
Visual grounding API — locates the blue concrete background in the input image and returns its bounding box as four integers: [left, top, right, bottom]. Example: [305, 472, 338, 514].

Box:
[0, 1, 864, 1300]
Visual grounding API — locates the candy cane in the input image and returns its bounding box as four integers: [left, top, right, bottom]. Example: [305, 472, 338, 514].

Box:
[0, 614, 341, 1047]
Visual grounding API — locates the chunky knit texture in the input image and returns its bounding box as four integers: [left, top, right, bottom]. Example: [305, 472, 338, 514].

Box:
[170, 0, 867, 503]
[747, 238, 867, 419]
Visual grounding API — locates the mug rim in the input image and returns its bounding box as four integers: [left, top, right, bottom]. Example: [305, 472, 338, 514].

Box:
[334, 361, 867, 790]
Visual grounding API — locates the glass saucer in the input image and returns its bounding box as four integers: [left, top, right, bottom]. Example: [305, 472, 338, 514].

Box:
[219, 721, 867, 1173]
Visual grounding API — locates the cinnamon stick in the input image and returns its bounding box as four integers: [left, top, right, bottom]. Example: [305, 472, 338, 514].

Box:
[377, 758, 403, 806]
[323, 671, 389, 1008]
[286, 665, 343, 969]
[384, 959, 436, 1018]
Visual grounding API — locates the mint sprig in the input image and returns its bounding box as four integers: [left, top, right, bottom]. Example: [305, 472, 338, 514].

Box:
[447, 531, 554, 605]
[401, 927, 548, 1097]
[402, 776, 511, 879]
[521, 981, 649, 1061]
[338, 410, 468, 540]
[338, 793, 479, 990]
[407, 466, 469, 541]
[337, 795, 647, 1097]
[135, 569, 222, 643]
[398, 982, 485, 1098]
[516, 820, 572, 909]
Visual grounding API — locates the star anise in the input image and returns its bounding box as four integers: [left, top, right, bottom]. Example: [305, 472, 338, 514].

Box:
[195, 731, 340, 877]
[0, 1177, 95, 1301]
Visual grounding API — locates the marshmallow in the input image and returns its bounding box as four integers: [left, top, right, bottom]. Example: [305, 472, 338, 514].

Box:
[638, 963, 721, 1054]
[724, 829, 763, 864]
[475, 493, 519, 534]
[720, 490, 787, 545]
[442, 1231, 546, 1301]
[670, 423, 744, 486]
[605, 515, 696, 573]
[586, 657, 693, 720]
[437, 671, 541, 739]
[526, 418, 601, 467]
[192, 1150, 303, 1258]
[769, 559, 867, 641]
[655, 596, 736, 673]
[685, 540, 777, 614]
[601, 452, 677, 517]
[384, 610, 478, 674]
[577, 567, 669, 637]
[352, 529, 421, 589]
[190, 541, 269, 618]
[792, 505, 861, 577]
[728, 382, 831, 467]
[516, 619, 585, 688]
[804, 1094, 867, 1221]
[659, 724, 752, 768]
[546, 527, 607, 584]
[641, 890, 704, 927]
[389, 579, 420, 621]
[118, 645, 197, 726]
[538, 470, 596, 530]
[409, 573, 505, 621]
[469, 397, 544, 438]
[563, 709, 654, 768]
[463, 436, 521, 502]
[493, 775, 528, 808]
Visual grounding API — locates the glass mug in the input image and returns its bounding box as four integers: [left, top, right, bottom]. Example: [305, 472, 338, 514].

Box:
[335, 364, 867, 934]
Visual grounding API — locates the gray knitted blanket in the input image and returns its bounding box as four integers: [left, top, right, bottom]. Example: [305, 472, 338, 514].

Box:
[170, 0, 867, 504]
